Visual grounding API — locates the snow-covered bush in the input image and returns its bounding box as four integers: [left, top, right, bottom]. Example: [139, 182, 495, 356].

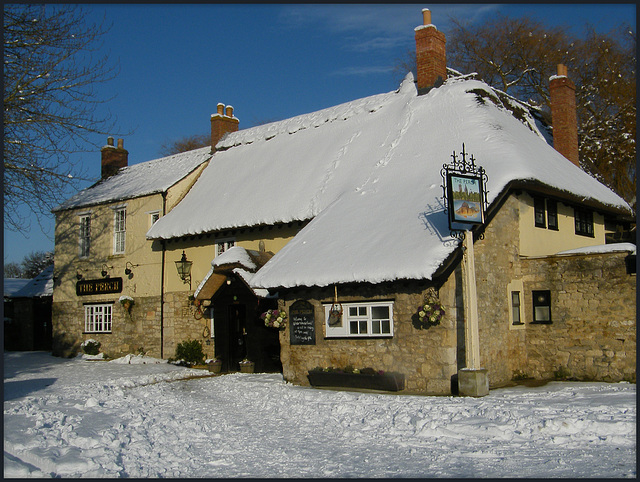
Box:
[81, 339, 101, 355]
[171, 339, 205, 366]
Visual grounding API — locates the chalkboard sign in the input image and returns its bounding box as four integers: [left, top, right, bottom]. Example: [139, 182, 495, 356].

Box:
[289, 300, 315, 345]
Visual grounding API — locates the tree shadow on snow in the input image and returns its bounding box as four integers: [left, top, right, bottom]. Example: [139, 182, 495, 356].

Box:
[4, 378, 58, 401]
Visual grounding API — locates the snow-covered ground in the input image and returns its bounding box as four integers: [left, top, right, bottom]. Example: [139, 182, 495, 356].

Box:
[4, 351, 636, 478]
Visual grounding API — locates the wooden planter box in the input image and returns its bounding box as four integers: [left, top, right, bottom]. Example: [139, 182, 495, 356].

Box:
[308, 370, 405, 392]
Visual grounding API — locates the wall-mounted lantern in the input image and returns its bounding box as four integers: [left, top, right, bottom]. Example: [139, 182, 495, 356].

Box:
[76, 271, 83, 280]
[101, 264, 113, 278]
[175, 251, 192, 289]
[124, 261, 139, 276]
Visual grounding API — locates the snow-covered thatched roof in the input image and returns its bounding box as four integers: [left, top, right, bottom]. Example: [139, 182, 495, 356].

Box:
[52, 147, 212, 212]
[4, 278, 31, 298]
[147, 74, 631, 289]
[11, 265, 54, 298]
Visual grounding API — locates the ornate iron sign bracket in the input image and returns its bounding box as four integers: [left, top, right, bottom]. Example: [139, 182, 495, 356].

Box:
[440, 144, 489, 239]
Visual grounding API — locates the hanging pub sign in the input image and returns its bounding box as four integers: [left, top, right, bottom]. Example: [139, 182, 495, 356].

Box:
[76, 277, 123, 296]
[441, 144, 488, 235]
[447, 173, 485, 225]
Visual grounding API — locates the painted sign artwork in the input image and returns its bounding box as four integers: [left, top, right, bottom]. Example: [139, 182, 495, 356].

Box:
[448, 173, 485, 225]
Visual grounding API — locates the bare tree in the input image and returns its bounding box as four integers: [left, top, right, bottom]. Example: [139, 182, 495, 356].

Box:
[394, 15, 636, 210]
[4, 262, 23, 279]
[3, 4, 119, 234]
[159, 134, 210, 157]
[3, 251, 53, 279]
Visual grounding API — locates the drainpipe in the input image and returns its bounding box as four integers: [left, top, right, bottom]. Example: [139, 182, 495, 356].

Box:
[160, 192, 167, 358]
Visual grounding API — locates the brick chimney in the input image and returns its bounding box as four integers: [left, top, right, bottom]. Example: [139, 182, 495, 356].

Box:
[101, 137, 128, 179]
[549, 64, 579, 167]
[415, 8, 447, 94]
[210, 103, 239, 152]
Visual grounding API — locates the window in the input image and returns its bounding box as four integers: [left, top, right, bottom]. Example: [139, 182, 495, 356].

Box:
[84, 304, 112, 333]
[534, 197, 546, 228]
[534, 197, 558, 230]
[507, 280, 525, 329]
[574, 208, 594, 237]
[216, 238, 235, 256]
[532, 290, 551, 324]
[114, 207, 126, 254]
[511, 291, 522, 325]
[325, 301, 394, 338]
[79, 214, 91, 258]
[546, 200, 558, 230]
[149, 211, 160, 227]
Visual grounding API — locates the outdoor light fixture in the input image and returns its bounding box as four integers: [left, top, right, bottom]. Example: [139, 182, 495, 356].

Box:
[101, 264, 112, 277]
[175, 251, 192, 288]
[76, 271, 83, 280]
[124, 261, 139, 276]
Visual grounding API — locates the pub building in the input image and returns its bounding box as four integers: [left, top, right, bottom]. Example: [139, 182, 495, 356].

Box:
[52, 8, 635, 395]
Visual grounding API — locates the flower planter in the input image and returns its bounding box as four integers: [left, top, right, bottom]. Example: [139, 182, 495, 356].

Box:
[207, 361, 222, 373]
[308, 370, 405, 392]
[239, 362, 255, 373]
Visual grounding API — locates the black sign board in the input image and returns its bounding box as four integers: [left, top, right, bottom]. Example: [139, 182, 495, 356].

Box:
[76, 277, 123, 296]
[289, 300, 315, 345]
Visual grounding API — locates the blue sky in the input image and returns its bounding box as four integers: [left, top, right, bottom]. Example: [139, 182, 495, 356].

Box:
[4, 3, 636, 267]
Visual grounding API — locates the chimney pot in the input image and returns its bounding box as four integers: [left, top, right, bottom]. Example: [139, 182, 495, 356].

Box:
[422, 8, 431, 25]
[211, 102, 239, 153]
[415, 8, 447, 94]
[101, 136, 128, 179]
[557, 64, 568, 77]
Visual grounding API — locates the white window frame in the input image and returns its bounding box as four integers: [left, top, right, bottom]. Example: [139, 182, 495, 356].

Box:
[215, 237, 235, 256]
[84, 303, 113, 333]
[324, 301, 394, 338]
[148, 210, 160, 228]
[78, 213, 91, 258]
[113, 206, 126, 254]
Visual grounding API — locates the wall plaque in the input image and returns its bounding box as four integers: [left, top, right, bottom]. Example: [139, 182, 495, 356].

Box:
[76, 277, 123, 296]
[289, 300, 315, 345]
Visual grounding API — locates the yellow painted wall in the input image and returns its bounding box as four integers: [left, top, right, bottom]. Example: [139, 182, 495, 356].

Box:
[53, 164, 209, 304]
[162, 223, 303, 294]
[53, 193, 165, 303]
[517, 192, 606, 257]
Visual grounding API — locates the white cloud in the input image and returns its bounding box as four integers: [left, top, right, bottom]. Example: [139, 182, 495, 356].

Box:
[278, 4, 500, 45]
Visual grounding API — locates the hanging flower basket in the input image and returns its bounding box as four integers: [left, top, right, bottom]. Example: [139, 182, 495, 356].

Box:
[415, 288, 445, 328]
[119, 295, 134, 313]
[261, 309, 287, 329]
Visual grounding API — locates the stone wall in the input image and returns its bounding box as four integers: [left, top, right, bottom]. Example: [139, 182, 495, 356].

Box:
[277, 192, 636, 393]
[162, 290, 216, 360]
[520, 251, 636, 382]
[52, 296, 163, 358]
[471, 193, 528, 387]
[52, 291, 217, 360]
[279, 277, 459, 395]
